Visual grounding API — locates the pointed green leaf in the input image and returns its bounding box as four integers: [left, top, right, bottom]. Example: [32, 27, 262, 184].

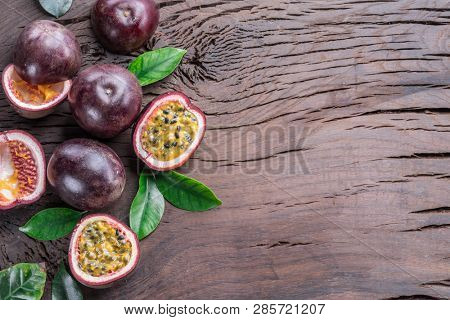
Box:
[0, 263, 46, 300]
[155, 171, 222, 212]
[52, 262, 83, 300]
[128, 47, 187, 86]
[39, 0, 73, 18]
[19, 208, 84, 241]
[130, 170, 165, 240]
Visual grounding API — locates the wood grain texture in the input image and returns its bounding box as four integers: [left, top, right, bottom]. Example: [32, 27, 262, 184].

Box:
[0, 0, 449, 299]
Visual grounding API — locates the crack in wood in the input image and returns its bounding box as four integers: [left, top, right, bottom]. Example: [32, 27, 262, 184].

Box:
[250, 241, 314, 249]
[386, 294, 442, 300]
[410, 207, 450, 214]
[401, 224, 450, 232]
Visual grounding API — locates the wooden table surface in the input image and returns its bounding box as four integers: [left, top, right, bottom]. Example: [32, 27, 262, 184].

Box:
[0, 0, 449, 300]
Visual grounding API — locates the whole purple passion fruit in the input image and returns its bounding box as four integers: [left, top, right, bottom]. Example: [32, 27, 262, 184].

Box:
[69, 214, 140, 288]
[133, 92, 206, 171]
[0, 130, 46, 210]
[13, 20, 82, 85]
[68, 64, 143, 139]
[47, 139, 126, 211]
[91, 0, 160, 54]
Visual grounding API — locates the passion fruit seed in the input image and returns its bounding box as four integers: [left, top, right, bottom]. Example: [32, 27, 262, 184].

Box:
[141, 101, 199, 161]
[77, 220, 132, 277]
[0, 140, 37, 203]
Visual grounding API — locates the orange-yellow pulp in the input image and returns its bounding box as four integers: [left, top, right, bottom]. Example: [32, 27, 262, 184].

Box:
[11, 80, 60, 105]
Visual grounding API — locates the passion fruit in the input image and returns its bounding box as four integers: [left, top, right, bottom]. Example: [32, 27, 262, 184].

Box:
[2, 64, 71, 119]
[47, 139, 126, 211]
[69, 214, 140, 288]
[68, 64, 142, 139]
[133, 92, 206, 171]
[0, 130, 46, 210]
[91, 0, 160, 54]
[13, 20, 81, 85]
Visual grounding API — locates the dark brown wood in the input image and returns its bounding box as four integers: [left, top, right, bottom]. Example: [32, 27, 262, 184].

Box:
[1, 0, 449, 299]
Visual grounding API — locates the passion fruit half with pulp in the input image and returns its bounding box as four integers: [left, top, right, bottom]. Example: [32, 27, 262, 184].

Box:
[2, 64, 71, 119]
[0, 130, 46, 210]
[133, 92, 206, 171]
[47, 139, 126, 211]
[69, 214, 140, 288]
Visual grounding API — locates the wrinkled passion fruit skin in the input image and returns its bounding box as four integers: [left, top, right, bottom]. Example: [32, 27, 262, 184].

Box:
[68, 64, 143, 139]
[47, 139, 126, 211]
[91, 0, 160, 54]
[13, 20, 82, 85]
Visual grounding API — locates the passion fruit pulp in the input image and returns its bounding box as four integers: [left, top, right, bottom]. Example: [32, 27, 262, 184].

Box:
[13, 20, 81, 85]
[68, 64, 142, 139]
[0, 130, 46, 210]
[47, 139, 126, 211]
[133, 92, 206, 171]
[2, 64, 71, 119]
[91, 0, 160, 54]
[69, 214, 140, 288]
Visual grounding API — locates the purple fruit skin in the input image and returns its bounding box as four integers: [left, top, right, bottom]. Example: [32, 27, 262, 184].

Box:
[91, 0, 160, 54]
[68, 64, 143, 139]
[47, 139, 126, 211]
[13, 20, 82, 85]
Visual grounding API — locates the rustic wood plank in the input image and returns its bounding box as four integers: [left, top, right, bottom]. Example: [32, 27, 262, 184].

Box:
[0, 0, 449, 299]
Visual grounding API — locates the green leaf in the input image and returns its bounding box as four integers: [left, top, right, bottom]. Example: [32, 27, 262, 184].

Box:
[52, 262, 83, 300]
[128, 47, 187, 86]
[155, 171, 222, 212]
[39, 0, 73, 18]
[130, 170, 165, 240]
[0, 263, 46, 300]
[19, 208, 84, 241]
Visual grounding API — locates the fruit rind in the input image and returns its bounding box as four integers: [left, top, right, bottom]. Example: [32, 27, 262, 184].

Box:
[68, 214, 140, 288]
[2, 64, 71, 119]
[0, 130, 46, 210]
[133, 92, 206, 171]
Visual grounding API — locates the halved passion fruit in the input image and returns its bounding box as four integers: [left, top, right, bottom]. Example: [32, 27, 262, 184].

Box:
[133, 92, 206, 171]
[0, 130, 46, 210]
[69, 214, 140, 288]
[2, 64, 71, 119]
